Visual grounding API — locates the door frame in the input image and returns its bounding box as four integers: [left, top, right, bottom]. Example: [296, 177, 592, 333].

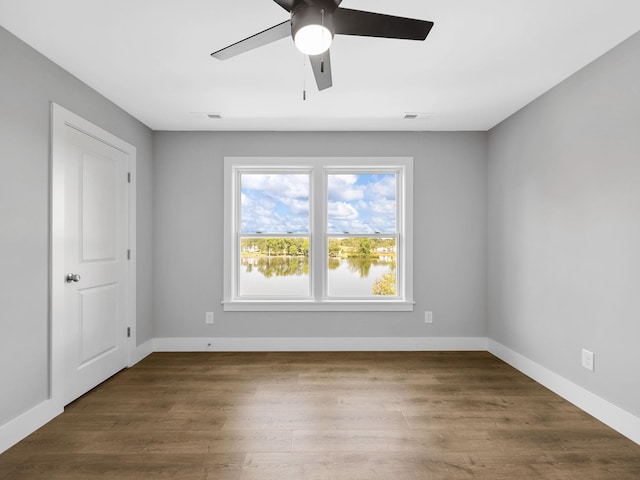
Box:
[50, 103, 137, 409]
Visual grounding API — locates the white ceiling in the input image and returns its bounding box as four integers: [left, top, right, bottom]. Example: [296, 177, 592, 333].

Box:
[1, 0, 639, 131]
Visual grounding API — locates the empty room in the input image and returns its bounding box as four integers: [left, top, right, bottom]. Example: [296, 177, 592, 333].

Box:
[1, 1, 639, 478]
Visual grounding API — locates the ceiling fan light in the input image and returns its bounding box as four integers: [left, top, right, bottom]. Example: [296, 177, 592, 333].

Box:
[294, 24, 332, 55]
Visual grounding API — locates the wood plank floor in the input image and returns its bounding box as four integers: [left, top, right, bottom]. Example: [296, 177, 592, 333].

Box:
[1, 352, 639, 479]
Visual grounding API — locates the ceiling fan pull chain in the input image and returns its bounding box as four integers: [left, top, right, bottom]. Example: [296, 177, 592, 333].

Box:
[302, 54, 307, 101]
[321, 9, 325, 73]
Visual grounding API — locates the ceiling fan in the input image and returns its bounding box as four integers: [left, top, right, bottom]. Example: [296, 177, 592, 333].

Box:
[211, 0, 434, 91]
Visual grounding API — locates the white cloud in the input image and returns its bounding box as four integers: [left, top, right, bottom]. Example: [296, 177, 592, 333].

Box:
[328, 201, 359, 220]
[368, 175, 396, 199]
[241, 174, 310, 233]
[368, 215, 396, 233]
[242, 173, 309, 199]
[328, 218, 374, 234]
[280, 197, 310, 215]
[241, 172, 395, 234]
[328, 174, 364, 202]
[370, 198, 396, 215]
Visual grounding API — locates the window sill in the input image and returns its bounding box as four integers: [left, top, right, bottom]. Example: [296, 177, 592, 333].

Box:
[222, 300, 415, 312]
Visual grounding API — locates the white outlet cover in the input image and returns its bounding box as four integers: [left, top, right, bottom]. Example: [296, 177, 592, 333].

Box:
[581, 349, 595, 372]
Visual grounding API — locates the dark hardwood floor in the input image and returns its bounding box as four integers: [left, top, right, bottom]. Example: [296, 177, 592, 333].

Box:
[1, 351, 639, 479]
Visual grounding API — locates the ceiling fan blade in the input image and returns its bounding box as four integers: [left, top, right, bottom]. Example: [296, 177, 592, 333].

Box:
[211, 21, 291, 60]
[272, 0, 295, 11]
[274, 0, 342, 9]
[333, 8, 433, 40]
[309, 51, 332, 91]
[274, 0, 342, 12]
[273, 0, 296, 12]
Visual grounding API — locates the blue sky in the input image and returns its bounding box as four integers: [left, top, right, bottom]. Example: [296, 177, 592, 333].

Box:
[240, 173, 396, 234]
[241, 174, 309, 233]
[327, 173, 396, 234]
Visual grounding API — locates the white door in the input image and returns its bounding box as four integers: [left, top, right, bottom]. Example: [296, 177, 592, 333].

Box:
[62, 124, 130, 405]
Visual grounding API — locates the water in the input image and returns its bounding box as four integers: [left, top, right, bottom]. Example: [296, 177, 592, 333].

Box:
[239, 256, 395, 298]
[239, 256, 309, 297]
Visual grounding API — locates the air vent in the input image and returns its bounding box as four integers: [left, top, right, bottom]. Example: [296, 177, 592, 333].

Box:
[189, 112, 223, 119]
[404, 112, 434, 120]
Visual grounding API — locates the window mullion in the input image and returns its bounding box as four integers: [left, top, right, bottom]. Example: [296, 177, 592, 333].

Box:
[312, 165, 325, 301]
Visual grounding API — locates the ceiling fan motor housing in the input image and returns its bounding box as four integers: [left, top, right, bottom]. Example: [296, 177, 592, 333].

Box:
[291, 0, 337, 40]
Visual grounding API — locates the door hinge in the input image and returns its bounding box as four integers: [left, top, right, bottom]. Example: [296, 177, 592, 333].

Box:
[127, 172, 131, 183]
[127, 327, 131, 338]
[127, 249, 131, 260]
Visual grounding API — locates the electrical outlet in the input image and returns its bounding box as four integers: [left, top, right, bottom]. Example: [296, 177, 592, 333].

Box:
[424, 311, 433, 324]
[205, 312, 214, 324]
[581, 349, 595, 372]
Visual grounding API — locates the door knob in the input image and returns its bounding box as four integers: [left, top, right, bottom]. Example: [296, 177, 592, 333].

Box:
[66, 273, 81, 283]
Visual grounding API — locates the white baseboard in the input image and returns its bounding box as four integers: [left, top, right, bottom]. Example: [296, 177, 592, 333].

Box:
[153, 336, 489, 352]
[1, 338, 153, 454]
[129, 339, 154, 366]
[5, 337, 636, 454]
[0, 399, 62, 454]
[488, 339, 640, 446]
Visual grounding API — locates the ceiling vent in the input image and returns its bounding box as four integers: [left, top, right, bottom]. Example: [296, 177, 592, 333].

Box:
[404, 112, 434, 120]
[189, 112, 223, 119]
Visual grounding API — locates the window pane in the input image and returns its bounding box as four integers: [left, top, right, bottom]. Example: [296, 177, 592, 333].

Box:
[241, 173, 309, 234]
[327, 237, 397, 297]
[327, 173, 396, 234]
[239, 237, 310, 297]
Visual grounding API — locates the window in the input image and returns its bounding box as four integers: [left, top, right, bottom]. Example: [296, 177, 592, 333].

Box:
[239, 171, 311, 298]
[326, 172, 398, 299]
[223, 157, 413, 311]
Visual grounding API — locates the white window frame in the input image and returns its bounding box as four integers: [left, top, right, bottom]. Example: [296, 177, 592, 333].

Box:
[223, 157, 414, 312]
[235, 166, 313, 301]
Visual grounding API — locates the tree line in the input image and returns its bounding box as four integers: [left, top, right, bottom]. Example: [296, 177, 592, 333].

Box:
[241, 237, 396, 257]
[241, 238, 309, 256]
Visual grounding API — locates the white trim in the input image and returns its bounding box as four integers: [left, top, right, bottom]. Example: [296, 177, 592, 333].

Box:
[1, 337, 151, 454]
[50, 103, 67, 415]
[5, 337, 638, 453]
[222, 158, 234, 306]
[222, 301, 415, 312]
[223, 157, 414, 310]
[126, 159, 137, 366]
[154, 336, 488, 352]
[129, 339, 154, 367]
[488, 339, 640, 446]
[0, 400, 62, 454]
[50, 103, 137, 408]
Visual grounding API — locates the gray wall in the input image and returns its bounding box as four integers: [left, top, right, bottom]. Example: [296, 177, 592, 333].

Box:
[487, 32, 640, 417]
[0, 26, 154, 425]
[5, 6, 637, 443]
[153, 131, 487, 339]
